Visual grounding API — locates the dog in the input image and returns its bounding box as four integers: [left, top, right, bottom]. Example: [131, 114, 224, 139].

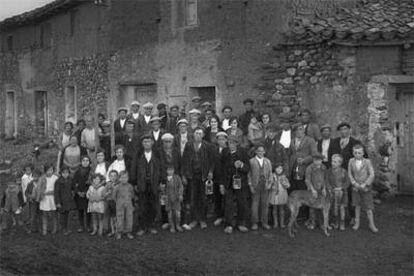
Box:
[287, 189, 332, 238]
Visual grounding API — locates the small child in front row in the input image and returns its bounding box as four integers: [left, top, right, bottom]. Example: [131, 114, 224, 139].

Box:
[104, 170, 119, 237]
[348, 144, 378, 233]
[86, 173, 106, 236]
[327, 154, 350, 230]
[55, 166, 77, 235]
[0, 177, 25, 232]
[269, 163, 290, 228]
[25, 169, 42, 233]
[113, 171, 134, 240]
[165, 166, 184, 233]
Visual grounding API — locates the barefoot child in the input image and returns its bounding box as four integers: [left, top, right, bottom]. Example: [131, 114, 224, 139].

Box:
[38, 164, 59, 235]
[105, 170, 119, 237]
[327, 154, 350, 230]
[269, 163, 290, 228]
[55, 166, 77, 235]
[348, 144, 378, 233]
[113, 171, 134, 240]
[248, 144, 273, 230]
[165, 166, 184, 233]
[25, 169, 42, 233]
[0, 177, 25, 231]
[87, 173, 106, 236]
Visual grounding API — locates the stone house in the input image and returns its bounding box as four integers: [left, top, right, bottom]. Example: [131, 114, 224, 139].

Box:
[255, 0, 414, 194]
[0, 0, 412, 194]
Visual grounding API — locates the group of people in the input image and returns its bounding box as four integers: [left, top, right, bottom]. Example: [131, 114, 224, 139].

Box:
[0, 96, 378, 239]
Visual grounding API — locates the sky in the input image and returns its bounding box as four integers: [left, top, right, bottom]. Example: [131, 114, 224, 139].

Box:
[0, 0, 55, 21]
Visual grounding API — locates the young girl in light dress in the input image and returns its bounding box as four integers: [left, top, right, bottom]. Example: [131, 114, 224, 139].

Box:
[269, 163, 290, 228]
[38, 164, 59, 235]
[87, 173, 106, 236]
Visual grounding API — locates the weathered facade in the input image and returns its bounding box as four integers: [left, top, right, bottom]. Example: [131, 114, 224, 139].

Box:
[0, 0, 413, 193]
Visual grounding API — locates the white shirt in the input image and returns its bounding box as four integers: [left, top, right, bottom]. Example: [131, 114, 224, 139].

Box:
[144, 115, 151, 124]
[153, 130, 160, 141]
[144, 151, 152, 163]
[107, 159, 126, 181]
[321, 139, 330, 162]
[95, 163, 107, 178]
[180, 133, 188, 155]
[21, 174, 33, 202]
[222, 119, 230, 131]
[132, 113, 139, 120]
[355, 159, 363, 170]
[256, 156, 264, 167]
[120, 118, 126, 128]
[279, 130, 291, 149]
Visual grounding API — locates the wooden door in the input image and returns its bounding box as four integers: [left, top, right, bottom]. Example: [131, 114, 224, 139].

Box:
[5, 91, 16, 138]
[34, 91, 48, 137]
[395, 84, 414, 194]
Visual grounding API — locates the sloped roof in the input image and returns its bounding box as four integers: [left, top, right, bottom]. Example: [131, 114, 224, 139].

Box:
[284, 0, 414, 45]
[0, 0, 83, 31]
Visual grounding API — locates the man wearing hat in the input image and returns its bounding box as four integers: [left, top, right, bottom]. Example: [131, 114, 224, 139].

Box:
[191, 96, 202, 110]
[181, 127, 215, 229]
[165, 105, 180, 134]
[174, 119, 192, 157]
[188, 109, 202, 135]
[239, 98, 259, 135]
[127, 101, 142, 136]
[150, 116, 165, 152]
[289, 123, 318, 192]
[317, 124, 335, 168]
[137, 102, 154, 135]
[221, 134, 250, 234]
[211, 131, 228, 226]
[131, 133, 162, 236]
[157, 103, 168, 130]
[114, 107, 128, 146]
[122, 119, 142, 161]
[300, 109, 321, 141]
[264, 124, 288, 174]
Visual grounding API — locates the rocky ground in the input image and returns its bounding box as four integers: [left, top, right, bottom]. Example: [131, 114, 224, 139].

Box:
[0, 141, 413, 275]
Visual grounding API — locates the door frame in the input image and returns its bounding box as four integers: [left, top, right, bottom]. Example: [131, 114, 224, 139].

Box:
[34, 90, 49, 137]
[5, 90, 17, 138]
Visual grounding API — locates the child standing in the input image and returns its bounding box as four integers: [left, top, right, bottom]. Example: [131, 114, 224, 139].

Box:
[86, 173, 106, 236]
[248, 145, 273, 230]
[327, 154, 350, 230]
[55, 166, 77, 235]
[269, 163, 290, 228]
[73, 156, 92, 233]
[1, 177, 25, 231]
[165, 166, 184, 233]
[305, 153, 328, 229]
[25, 169, 42, 233]
[113, 171, 134, 240]
[21, 163, 33, 204]
[105, 170, 119, 237]
[37, 164, 59, 236]
[348, 144, 378, 233]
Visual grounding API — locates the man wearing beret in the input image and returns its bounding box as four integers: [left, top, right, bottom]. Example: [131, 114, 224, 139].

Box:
[114, 107, 128, 146]
[239, 98, 259, 135]
[317, 124, 335, 168]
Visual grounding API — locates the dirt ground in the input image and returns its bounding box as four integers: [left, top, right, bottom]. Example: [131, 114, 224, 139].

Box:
[0, 195, 412, 275]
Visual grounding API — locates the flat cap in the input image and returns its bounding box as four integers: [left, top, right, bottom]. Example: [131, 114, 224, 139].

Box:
[149, 116, 161, 123]
[191, 96, 202, 102]
[157, 103, 167, 110]
[143, 102, 154, 108]
[176, 119, 189, 126]
[215, 131, 228, 138]
[102, 120, 111, 126]
[118, 106, 128, 113]
[337, 122, 351, 130]
[170, 104, 179, 110]
[189, 109, 201, 115]
[130, 101, 140, 106]
[140, 133, 154, 141]
[161, 133, 174, 141]
[320, 124, 331, 131]
[201, 101, 212, 107]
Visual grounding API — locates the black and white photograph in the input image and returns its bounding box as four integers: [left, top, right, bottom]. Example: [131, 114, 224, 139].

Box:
[0, 0, 413, 275]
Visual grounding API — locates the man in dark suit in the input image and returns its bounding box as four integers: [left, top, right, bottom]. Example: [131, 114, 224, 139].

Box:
[165, 105, 180, 134]
[157, 103, 169, 130]
[114, 107, 128, 146]
[174, 119, 192, 157]
[132, 134, 162, 236]
[122, 120, 141, 163]
[127, 101, 142, 136]
[138, 102, 154, 135]
[317, 124, 335, 168]
[149, 116, 165, 152]
[181, 127, 214, 230]
[300, 109, 321, 141]
[239, 98, 259, 135]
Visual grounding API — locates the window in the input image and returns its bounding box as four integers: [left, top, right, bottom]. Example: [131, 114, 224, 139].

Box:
[185, 0, 198, 26]
[65, 86, 77, 123]
[7, 35, 13, 51]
